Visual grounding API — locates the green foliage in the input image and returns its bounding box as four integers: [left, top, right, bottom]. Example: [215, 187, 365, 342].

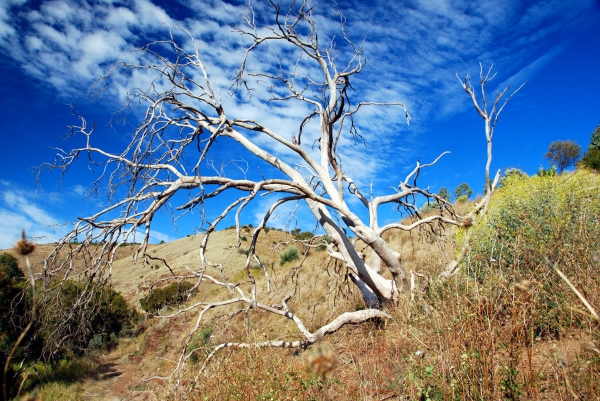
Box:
[0, 253, 22, 281]
[537, 165, 557, 177]
[187, 326, 214, 365]
[263, 227, 270, 234]
[438, 187, 450, 201]
[545, 140, 581, 172]
[420, 200, 439, 213]
[19, 358, 95, 397]
[279, 246, 299, 266]
[39, 280, 138, 356]
[421, 187, 451, 212]
[460, 170, 600, 336]
[0, 253, 26, 391]
[290, 228, 302, 236]
[0, 253, 25, 332]
[589, 123, 600, 151]
[140, 281, 195, 313]
[454, 183, 473, 201]
[499, 168, 528, 187]
[315, 235, 331, 252]
[241, 236, 248, 241]
[294, 231, 314, 241]
[579, 148, 600, 172]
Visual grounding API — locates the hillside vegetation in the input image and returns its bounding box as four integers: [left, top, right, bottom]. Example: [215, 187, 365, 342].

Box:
[3, 170, 600, 400]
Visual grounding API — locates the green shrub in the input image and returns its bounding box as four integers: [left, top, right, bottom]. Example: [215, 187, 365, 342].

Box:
[38, 280, 139, 357]
[187, 326, 214, 365]
[499, 168, 528, 187]
[241, 236, 247, 241]
[294, 231, 314, 241]
[279, 246, 299, 266]
[0, 253, 27, 394]
[140, 281, 195, 313]
[420, 200, 439, 213]
[0, 254, 25, 327]
[454, 182, 473, 201]
[316, 235, 332, 252]
[580, 148, 600, 172]
[460, 170, 600, 336]
[263, 227, 270, 233]
[537, 165, 557, 177]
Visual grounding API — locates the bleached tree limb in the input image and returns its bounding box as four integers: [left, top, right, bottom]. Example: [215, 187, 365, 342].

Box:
[35, 0, 522, 379]
[197, 308, 390, 374]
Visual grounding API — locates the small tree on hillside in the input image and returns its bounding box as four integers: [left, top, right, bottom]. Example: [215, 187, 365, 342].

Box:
[589, 124, 600, 151]
[580, 124, 600, 172]
[499, 168, 528, 187]
[454, 182, 473, 202]
[37, 1, 524, 378]
[438, 187, 451, 202]
[545, 140, 581, 172]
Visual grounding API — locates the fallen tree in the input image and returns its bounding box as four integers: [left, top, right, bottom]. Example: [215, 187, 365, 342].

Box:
[37, 0, 523, 381]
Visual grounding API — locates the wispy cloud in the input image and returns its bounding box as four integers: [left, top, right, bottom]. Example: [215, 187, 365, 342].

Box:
[0, 183, 67, 248]
[0, 0, 597, 227]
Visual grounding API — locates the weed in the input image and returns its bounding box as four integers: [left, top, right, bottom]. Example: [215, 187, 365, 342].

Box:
[140, 281, 195, 313]
[279, 246, 299, 265]
[187, 326, 214, 365]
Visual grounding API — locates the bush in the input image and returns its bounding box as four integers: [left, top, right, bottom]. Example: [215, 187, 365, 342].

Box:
[499, 168, 528, 187]
[38, 280, 139, 356]
[454, 182, 473, 201]
[0, 256, 138, 392]
[460, 170, 600, 336]
[294, 231, 314, 241]
[420, 200, 439, 213]
[140, 281, 195, 313]
[0, 254, 25, 326]
[0, 253, 26, 394]
[580, 148, 600, 172]
[316, 235, 331, 252]
[279, 246, 299, 266]
[537, 165, 557, 177]
[187, 326, 214, 365]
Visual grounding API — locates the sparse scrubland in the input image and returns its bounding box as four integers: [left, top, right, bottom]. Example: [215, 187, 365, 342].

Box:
[3, 2, 599, 399]
[1, 169, 598, 400]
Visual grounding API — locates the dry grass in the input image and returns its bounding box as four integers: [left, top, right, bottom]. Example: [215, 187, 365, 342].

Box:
[8, 184, 600, 400]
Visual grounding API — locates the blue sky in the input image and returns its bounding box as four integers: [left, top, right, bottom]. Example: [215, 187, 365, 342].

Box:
[0, 0, 599, 248]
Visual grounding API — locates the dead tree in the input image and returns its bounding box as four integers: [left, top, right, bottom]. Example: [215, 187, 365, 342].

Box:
[37, 1, 521, 377]
[457, 63, 526, 214]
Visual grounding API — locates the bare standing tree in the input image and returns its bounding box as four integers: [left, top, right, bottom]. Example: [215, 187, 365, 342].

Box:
[37, 1, 522, 377]
[457, 64, 526, 211]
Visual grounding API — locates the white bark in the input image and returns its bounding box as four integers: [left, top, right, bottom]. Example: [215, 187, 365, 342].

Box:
[37, 1, 522, 377]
